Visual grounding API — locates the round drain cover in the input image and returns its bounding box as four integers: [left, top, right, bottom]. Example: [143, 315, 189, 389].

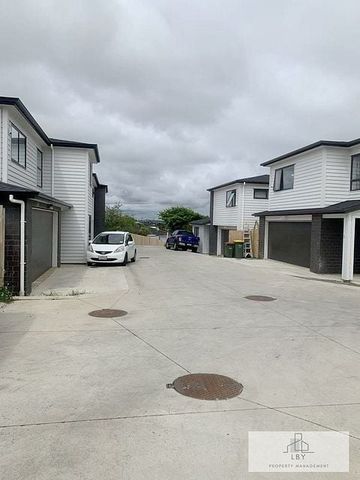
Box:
[245, 295, 276, 302]
[170, 373, 243, 400]
[88, 309, 128, 318]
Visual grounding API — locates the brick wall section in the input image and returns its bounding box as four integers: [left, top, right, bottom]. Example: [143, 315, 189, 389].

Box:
[310, 215, 343, 274]
[320, 219, 343, 273]
[310, 215, 322, 273]
[258, 216, 265, 259]
[3, 201, 21, 294]
[2, 198, 32, 295]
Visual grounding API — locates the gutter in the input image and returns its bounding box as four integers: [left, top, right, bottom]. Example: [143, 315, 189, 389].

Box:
[9, 195, 25, 296]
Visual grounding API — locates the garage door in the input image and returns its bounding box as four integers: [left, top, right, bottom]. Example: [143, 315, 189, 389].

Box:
[268, 222, 311, 268]
[31, 209, 53, 281]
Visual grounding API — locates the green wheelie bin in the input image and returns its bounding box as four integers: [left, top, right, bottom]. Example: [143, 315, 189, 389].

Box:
[234, 240, 244, 258]
[224, 243, 235, 258]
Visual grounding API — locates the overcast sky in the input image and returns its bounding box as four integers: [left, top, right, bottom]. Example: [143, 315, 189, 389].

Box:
[1, 0, 360, 218]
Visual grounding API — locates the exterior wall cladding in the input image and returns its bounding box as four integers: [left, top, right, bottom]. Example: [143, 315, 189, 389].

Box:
[310, 216, 344, 274]
[3, 199, 33, 295]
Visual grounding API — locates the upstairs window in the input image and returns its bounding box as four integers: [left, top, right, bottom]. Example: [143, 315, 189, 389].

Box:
[253, 188, 269, 199]
[351, 155, 360, 191]
[274, 164, 294, 191]
[226, 189, 236, 207]
[37, 149, 43, 187]
[10, 123, 26, 167]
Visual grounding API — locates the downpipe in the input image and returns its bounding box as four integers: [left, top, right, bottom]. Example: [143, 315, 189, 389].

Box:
[50, 143, 55, 196]
[9, 195, 25, 296]
[241, 181, 246, 230]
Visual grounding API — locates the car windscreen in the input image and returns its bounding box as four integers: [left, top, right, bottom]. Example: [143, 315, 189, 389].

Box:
[176, 231, 191, 236]
[93, 233, 124, 245]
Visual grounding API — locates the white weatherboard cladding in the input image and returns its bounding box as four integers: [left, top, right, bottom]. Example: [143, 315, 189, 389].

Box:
[324, 147, 360, 204]
[6, 108, 51, 192]
[243, 184, 269, 227]
[42, 149, 52, 196]
[213, 184, 240, 227]
[268, 149, 323, 210]
[54, 148, 89, 263]
[212, 183, 269, 228]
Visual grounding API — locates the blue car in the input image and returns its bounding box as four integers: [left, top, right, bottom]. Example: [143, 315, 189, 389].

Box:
[165, 230, 200, 252]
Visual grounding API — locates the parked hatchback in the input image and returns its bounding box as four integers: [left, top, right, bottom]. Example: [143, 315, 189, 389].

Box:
[87, 231, 137, 266]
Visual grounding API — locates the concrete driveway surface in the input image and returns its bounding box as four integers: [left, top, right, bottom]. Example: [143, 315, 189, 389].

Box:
[1, 247, 360, 479]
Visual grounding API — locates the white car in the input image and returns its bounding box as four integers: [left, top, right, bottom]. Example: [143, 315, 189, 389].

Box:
[87, 231, 137, 266]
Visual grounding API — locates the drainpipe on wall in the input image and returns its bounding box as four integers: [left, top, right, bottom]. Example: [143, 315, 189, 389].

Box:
[9, 195, 25, 296]
[50, 144, 55, 196]
[241, 182, 246, 230]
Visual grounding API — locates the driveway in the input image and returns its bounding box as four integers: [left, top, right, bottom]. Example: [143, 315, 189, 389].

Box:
[1, 247, 360, 479]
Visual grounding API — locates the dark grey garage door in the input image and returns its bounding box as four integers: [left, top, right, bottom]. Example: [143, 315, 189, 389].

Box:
[31, 209, 53, 281]
[268, 221, 311, 268]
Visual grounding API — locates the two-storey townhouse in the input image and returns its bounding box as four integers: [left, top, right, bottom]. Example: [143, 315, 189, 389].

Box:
[207, 174, 269, 255]
[256, 139, 360, 281]
[0, 97, 107, 295]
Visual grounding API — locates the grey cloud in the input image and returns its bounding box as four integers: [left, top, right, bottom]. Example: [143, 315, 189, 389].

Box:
[2, 0, 360, 217]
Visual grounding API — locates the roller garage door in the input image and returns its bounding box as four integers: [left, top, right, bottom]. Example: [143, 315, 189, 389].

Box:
[268, 221, 311, 268]
[31, 208, 53, 281]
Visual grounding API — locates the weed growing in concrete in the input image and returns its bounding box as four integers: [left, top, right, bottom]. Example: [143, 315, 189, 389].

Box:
[42, 289, 87, 297]
[0, 286, 13, 303]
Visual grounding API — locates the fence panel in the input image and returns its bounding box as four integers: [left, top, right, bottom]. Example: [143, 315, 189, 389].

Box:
[132, 234, 164, 246]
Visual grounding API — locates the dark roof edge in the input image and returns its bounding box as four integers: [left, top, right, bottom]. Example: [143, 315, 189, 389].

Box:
[0, 96, 50, 144]
[190, 217, 211, 225]
[261, 138, 360, 166]
[254, 208, 323, 217]
[207, 174, 269, 191]
[0, 97, 100, 162]
[92, 173, 108, 192]
[35, 193, 72, 209]
[50, 138, 100, 163]
[254, 200, 360, 216]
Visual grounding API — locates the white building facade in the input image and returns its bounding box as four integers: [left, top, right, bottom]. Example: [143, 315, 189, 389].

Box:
[0, 96, 107, 294]
[208, 174, 269, 256]
[257, 139, 360, 281]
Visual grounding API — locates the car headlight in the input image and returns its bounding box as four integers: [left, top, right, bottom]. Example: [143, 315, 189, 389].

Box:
[88, 244, 94, 252]
[114, 245, 125, 253]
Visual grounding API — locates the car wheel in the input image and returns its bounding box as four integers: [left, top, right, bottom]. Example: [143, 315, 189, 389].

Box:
[87, 262, 93, 266]
[191, 247, 198, 253]
[121, 253, 128, 266]
[131, 250, 137, 262]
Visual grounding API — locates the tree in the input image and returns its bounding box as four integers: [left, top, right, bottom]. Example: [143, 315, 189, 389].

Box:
[105, 203, 151, 236]
[158, 206, 203, 232]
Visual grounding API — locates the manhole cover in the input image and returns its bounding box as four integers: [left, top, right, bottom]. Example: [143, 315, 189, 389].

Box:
[88, 309, 128, 318]
[244, 295, 276, 302]
[167, 373, 243, 400]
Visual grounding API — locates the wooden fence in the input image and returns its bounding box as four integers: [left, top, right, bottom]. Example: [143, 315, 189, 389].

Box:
[132, 233, 164, 246]
[0, 206, 4, 287]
